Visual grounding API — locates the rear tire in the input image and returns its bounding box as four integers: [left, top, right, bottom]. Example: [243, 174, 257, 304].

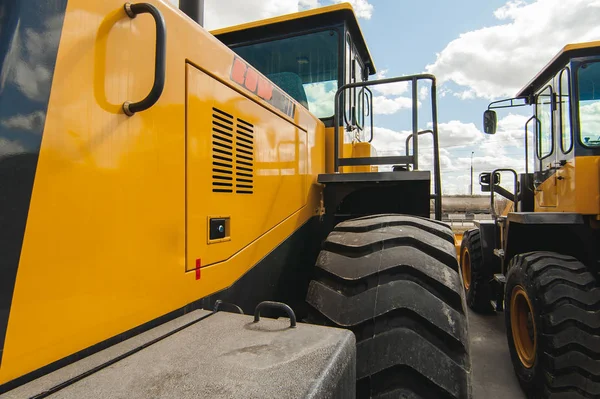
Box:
[460, 229, 493, 313]
[306, 215, 472, 399]
[505, 252, 600, 398]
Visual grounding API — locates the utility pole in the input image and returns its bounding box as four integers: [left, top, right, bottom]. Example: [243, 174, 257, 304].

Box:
[470, 151, 474, 196]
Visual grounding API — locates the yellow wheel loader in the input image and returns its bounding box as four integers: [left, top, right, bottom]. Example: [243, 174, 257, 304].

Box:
[0, 1, 471, 397]
[461, 42, 600, 398]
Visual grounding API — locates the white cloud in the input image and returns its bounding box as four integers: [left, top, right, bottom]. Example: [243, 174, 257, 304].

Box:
[580, 101, 600, 144]
[1, 111, 45, 131]
[372, 69, 410, 96]
[372, 96, 414, 115]
[453, 89, 476, 100]
[435, 120, 484, 149]
[426, 0, 600, 99]
[367, 117, 535, 194]
[331, 0, 373, 19]
[167, 0, 374, 29]
[304, 81, 336, 118]
[299, 0, 321, 8]
[204, 0, 302, 30]
[0, 138, 26, 156]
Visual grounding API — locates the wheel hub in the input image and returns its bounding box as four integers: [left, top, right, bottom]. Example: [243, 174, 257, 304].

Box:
[461, 248, 471, 290]
[511, 285, 537, 368]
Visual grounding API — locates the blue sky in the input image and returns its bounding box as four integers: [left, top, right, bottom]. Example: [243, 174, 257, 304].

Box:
[170, 0, 600, 193]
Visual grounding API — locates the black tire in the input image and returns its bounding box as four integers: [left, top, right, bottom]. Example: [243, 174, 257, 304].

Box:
[306, 215, 472, 399]
[460, 229, 493, 313]
[505, 252, 600, 398]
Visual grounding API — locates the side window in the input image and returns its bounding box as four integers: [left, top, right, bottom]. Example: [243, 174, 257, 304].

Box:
[536, 85, 554, 159]
[559, 68, 572, 153]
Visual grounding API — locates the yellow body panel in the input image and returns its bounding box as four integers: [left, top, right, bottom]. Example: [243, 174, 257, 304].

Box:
[325, 127, 378, 173]
[535, 156, 600, 214]
[0, 0, 324, 384]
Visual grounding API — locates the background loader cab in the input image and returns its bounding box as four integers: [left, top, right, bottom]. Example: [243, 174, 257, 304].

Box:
[460, 41, 600, 398]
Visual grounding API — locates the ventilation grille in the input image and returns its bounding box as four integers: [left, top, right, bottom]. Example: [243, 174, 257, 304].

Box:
[235, 118, 254, 194]
[212, 108, 254, 194]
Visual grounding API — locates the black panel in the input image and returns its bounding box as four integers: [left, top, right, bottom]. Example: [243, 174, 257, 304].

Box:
[202, 217, 322, 319]
[519, 173, 535, 212]
[0, 0, 68, 366]
[477, 221, 501, 275]
[504, 217, 597, 272]
[209, 218, 227, 240]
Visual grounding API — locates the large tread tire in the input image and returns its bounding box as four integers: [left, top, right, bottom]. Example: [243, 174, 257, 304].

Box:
[306, 214, 472, 399]
[505, 252, 600, 398]
[460, 229, 494, 313]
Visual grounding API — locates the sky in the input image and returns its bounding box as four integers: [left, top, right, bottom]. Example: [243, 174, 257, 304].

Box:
[168, 0, 600, 194]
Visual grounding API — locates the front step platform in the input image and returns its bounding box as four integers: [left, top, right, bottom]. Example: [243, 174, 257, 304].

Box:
[318, 170, 430, 184]
[4, 311, 356, 399]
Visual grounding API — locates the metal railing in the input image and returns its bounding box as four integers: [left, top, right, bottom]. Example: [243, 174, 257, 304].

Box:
[333, 74, 442, 220]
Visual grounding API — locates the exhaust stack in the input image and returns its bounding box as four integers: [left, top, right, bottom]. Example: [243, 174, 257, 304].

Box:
[180, 0, 204, 27]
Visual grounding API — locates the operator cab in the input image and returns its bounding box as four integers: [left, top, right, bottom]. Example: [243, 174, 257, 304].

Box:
[214, 4, 443, 222]
[483, 41, 600, 213]
[212, 4, 375, 127]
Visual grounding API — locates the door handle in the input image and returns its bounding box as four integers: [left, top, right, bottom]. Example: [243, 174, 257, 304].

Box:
[123, 3, 166, 116]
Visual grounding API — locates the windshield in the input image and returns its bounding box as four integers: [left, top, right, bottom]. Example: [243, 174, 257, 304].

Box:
[232, 30, 339, 119]
[578, 61, 600, 147]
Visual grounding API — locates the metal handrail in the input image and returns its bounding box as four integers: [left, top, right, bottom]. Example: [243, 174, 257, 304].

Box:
[122, 3, 167, 116]
[490, 169, 519, 218]
[524, 115, 540, 175]
[405, 130, 434, 157]
[332, 74, 442, 220]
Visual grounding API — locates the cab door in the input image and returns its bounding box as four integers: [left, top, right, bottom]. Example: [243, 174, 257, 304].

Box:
[534, 85, 558, 208]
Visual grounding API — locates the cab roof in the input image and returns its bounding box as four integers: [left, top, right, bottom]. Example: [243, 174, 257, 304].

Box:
[211, 3, 376, 75]
[516, 41, 600, 98]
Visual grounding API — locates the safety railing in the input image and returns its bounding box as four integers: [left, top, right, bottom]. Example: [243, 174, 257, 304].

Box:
[333, 74, 442, 220]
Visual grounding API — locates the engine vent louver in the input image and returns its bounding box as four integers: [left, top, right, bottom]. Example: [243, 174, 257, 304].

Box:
[212, 108, 234, 193]
[211, 108, 254, 194]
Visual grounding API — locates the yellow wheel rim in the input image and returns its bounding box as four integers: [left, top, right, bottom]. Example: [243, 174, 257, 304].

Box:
[461, 247, 471, 290]
[510, 285, 537, 368]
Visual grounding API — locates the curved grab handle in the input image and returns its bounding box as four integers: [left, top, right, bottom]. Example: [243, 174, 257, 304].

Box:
[253, 301, 296, 328]
[213, 300, 244, 314]
[123, 3, 166, 116]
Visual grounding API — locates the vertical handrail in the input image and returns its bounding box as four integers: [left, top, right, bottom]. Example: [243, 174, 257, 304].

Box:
[404, 129, 441, 220]
[412, 77, 419, 170]
[524, 115, 540, 175]
[431, 78, 442, 221]
[122, 3, 167, 116]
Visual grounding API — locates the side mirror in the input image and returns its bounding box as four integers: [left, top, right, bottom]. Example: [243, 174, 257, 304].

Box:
[483, 110, 497, 134]
[480, 172, 501, 186]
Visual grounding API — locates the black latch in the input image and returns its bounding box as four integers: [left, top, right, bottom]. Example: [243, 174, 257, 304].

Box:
[209, 218, 227, 240]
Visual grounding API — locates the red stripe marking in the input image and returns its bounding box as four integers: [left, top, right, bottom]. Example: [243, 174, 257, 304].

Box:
[195, 258, 201, 280]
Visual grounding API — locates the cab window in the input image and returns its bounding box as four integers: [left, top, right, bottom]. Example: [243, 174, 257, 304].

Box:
[577, 61, 600, 147]
[559, 68, 572, 153]
[233, 30, 339, 119]
[536, 86, 554, 159]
